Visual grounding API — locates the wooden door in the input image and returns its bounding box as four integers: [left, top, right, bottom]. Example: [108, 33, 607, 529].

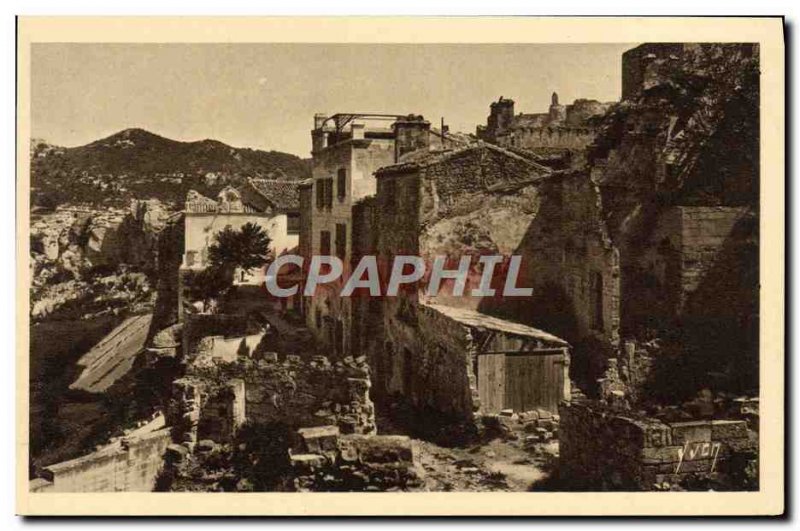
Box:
[477, 350, 565, 414]
[505, 351, 564, 413]
[477, 353, 505, 413]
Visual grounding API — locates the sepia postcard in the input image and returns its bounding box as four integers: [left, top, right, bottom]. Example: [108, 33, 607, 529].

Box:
[16, 16, 785, 516]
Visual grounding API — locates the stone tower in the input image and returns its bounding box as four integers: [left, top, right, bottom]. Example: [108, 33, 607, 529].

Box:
[548, 91, 566, 123]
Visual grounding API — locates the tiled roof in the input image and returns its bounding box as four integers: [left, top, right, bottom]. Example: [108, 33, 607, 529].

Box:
[376, 141, 554, 177]
[248, 178, 301, 211]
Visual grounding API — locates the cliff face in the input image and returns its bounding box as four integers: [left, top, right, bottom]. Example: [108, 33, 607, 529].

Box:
[29, 200, 176, 321]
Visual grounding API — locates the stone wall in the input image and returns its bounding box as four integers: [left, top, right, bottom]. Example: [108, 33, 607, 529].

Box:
[173, 353, 377, 446]
[181, 312, 249, 356]
[621, 205, 754, 335]
[375, 300, 479, 421]
[291, 426, 421, 491]
[31, 428, 172, 492]
[515, 172, 621, 348]
[559, 400, 757, 490]
[498, 126, 597, 151]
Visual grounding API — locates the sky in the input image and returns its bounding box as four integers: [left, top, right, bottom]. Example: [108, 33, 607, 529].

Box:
[31, 43, 635, 158]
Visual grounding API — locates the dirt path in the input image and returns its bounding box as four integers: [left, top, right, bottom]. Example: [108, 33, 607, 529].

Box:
[413, 434, 558, 492]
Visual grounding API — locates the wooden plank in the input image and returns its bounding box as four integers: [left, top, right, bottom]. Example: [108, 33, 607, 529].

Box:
[503, 350, 565, 413]
[477, 353, 505, 414]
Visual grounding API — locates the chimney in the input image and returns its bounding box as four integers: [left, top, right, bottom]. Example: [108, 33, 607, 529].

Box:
[311, 114, 329, 153]
[351, 122, 365, 140]
[314, 113, 329, 129]
[392, 115, 431, 162]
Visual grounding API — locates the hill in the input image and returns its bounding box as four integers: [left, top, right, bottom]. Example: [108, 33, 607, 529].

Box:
[31, 128, 311, 208]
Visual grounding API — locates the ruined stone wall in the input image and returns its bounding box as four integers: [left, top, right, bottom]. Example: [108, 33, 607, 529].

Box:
[291, 427, 421, 492]
[621, 205, 753, 334]
[418, 147, 542, 224]
[150, 213, 185, 333]
[174, 353, 377, 447]
[350, 198, 387, 398]
[498, 127, 597, 151]
[182, 313, 249, 357]
[377, 301, 479, 420]
[515, 173, 621, 348]
[559, 400, 757, 490]
[676, 206, 752, 308]
[31, 428, 171, 492]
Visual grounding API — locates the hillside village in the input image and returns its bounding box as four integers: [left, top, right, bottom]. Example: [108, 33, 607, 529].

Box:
[30, 43, 760, 493]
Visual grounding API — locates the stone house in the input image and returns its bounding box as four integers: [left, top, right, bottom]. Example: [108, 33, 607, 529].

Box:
[351, 140, 571, 420]
[180, 178, 301, 288]
[302, 113, 452, 357]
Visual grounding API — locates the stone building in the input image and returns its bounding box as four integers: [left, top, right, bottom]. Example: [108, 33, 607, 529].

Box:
[350, 140, 571, 421]
[512, 42, 760, 398]
[303, 113, 442, 356]
[180, 178, 301, 287]
[476, 93, 613, 154]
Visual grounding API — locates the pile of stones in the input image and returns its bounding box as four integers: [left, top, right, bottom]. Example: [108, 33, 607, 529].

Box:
[290, 425, 423, 492]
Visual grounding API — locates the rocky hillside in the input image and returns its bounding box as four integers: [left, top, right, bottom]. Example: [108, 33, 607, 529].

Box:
[29, 200, 178, 321]
[31, 129, 311, 208]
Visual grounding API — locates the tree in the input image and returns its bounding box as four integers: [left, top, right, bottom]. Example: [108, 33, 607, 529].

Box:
[183, 266, 231, 304]
[185, 223, 273, 306]
[207, 222, 272, 276]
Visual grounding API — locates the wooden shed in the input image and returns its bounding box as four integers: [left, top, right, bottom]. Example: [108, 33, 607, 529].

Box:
[425, 304, 571, 415]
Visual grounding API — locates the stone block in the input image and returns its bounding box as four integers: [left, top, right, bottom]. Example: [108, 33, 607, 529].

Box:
[670, 421, 712, 445]
[258, 351, 279, 363]
[721, 433, 759, 455]
[166, 443, 189, 462]
[339, 434, 415, 464]
[711, 420, 749, 441]
[640, 445, 683, 465]
[675, 458, 713, 474]
[534, 427, 550, 442]
[537, 418, 555, 431]
[644, 424, 673, 447]
[291, 453, 326, 472]
[197, 439, 217, 452]
[298, 425, 340, 454]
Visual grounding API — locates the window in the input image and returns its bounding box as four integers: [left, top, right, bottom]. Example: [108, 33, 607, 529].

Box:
[316, 180, 324, 209]
[320, 230, 331, 256]
[287, 213, 300, 235]
[337, 168, 346, 200]
[335, 223, 347, 259]
[325, 177, 333, 208]
[590, 271, 604, 331]
[185, 250, 197, 267]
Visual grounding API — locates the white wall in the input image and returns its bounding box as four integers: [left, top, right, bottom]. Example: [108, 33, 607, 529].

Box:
[183, 212, 299, 266]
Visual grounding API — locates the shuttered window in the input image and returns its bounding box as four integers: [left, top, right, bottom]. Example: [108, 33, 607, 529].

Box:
[320, 230, 331, 256]
[335, 223, 347, 259]
[337, 168, 346, 200]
